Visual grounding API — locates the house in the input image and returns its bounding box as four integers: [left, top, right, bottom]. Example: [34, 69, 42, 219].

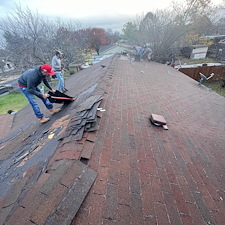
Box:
[79, 43, 131, 69]
[99, 43, 132, 55]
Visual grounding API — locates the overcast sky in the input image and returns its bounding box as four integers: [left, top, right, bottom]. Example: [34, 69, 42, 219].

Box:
[0, 0, 223, 31]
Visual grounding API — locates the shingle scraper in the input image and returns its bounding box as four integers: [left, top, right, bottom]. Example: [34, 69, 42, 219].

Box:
[48, 90, 75, 104]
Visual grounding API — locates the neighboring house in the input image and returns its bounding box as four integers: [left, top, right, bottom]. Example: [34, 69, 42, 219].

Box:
[79, 43, 132, 70]
[99, 43, 131, 55]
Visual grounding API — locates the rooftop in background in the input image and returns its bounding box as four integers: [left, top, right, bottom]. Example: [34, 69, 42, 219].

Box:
[99, 43, 132, 55]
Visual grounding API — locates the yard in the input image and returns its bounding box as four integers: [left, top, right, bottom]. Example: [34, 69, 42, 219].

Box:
[176, 57, 225, 97]
[0, 91, 28, 114]
[203, 80, 225, 97]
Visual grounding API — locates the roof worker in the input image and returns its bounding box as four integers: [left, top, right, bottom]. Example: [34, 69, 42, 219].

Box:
[142, 46, 153, 61]
[17, 64, 61, 123]
[51, 50, 67, 93]
[133, 46, 144, 61]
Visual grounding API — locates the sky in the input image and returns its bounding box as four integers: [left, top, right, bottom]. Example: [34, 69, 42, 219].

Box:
[0, 0, 224, 31]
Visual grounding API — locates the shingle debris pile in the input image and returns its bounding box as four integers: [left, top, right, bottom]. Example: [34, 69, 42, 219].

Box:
[0, 159, 97, 225]
[58, 82, 104, 144]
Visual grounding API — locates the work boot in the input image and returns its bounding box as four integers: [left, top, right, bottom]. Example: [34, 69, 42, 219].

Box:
[38, 117, 50, 123]
[49, 108, 61, 115]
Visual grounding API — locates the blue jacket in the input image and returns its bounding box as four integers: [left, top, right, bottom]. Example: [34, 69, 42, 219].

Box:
[134, 46, 144, 56]
[18, 66, 52, 98]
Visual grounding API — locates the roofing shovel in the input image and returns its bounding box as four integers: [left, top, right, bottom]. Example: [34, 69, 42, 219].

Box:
[48, 90, 75, 104]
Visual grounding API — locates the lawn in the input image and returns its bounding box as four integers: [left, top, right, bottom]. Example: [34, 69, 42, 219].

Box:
[203, 80, 225, 97]
[0, 91, 28, 114]
[177, 57, 219, 65]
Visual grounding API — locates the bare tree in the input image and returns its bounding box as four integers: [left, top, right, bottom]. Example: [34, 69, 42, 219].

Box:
[136, 0, 214, 62]
[0, 4, 54, 70]
[0, 4, 86, 71]
[48, 17, 86, 67]
[138, 10, 187, 62]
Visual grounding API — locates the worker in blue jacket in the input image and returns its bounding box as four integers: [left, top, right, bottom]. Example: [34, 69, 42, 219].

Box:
[18, 64, 61, 123]
[133, 46, 144, 61]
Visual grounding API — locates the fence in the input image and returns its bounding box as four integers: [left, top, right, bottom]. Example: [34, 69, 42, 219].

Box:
[178, 65, 225, 82]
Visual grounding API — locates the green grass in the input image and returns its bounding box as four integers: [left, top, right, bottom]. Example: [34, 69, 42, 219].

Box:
[177, 57, 220, 65]
[204, 80, 225, 97]
[0, 91, 28, 114]
[180, 58, 217, 64]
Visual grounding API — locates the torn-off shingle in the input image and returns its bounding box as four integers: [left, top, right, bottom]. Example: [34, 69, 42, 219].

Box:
[59, 95, 103, 142]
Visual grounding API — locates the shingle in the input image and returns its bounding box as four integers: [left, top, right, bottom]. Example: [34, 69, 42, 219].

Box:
[76, 95, 103, 112]
[39, 161, 73, 196]
[45, 166, 97, 225]
[30, 183, 68, 225]
[80, 141, 95, 160]
[59, 160, 87, 188]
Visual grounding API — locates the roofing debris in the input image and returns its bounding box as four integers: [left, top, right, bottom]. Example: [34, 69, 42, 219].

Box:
[0, 85, 104, 200]
[0, 121, 35, 144]
[59, 94, 103, 143]
[0, 159, 97, 225]
[0, 120, 64, 198]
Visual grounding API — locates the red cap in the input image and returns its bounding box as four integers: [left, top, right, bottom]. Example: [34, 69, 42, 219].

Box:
[41, 64, 55, 75]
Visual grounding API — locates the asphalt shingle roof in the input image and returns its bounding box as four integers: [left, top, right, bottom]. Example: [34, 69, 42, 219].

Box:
[1, 55, 225, 225]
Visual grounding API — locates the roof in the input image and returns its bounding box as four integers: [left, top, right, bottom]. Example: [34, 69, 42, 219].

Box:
[99, 43, 131, 55]
[1, 55, 225, 224]
[99, 44, 115, 53]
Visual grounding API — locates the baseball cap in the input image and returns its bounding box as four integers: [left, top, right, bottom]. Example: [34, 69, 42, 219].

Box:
[41, 64, 55, 75]
[56, 50, 63, 55]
